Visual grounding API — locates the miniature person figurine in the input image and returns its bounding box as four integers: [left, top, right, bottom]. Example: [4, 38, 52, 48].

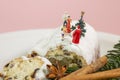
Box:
[61, 26, 67, 41]
[72, 25, 82, 44]
[61, 12, 68, 41]
[66, 16, 72, 33]
[63, 12, 68, 27]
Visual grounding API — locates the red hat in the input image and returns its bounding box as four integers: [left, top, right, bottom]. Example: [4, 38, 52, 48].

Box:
[77, 25, 80, 29]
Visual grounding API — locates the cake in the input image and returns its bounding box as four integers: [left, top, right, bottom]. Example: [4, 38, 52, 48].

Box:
[0, 55, 51, 80]
[0, 12, 100, 80]
[29, 12, 100, 71]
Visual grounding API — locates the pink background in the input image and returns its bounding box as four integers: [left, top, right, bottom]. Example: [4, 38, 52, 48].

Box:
[0, 0, 120, 35]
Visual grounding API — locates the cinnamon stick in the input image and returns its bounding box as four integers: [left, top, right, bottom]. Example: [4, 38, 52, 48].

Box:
[77, 56, 107, 76]
[60, 56, 108, 80]
[61, 68, 120, 80]
[71, 68, 120, 80]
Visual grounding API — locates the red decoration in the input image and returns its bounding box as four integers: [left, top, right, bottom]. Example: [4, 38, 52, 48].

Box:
[72, 25, 82, 44]
[66, 16, 72, 33]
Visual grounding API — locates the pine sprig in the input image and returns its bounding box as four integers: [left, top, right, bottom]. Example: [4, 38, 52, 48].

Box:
[71, 12, 86, 37]
[99, 41, 120, 80]
[76, 19, 86, 37]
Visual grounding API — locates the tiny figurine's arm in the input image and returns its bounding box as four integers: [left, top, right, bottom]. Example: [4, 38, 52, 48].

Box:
[70, 18, 72, 22]
[64, 20, 67, 26]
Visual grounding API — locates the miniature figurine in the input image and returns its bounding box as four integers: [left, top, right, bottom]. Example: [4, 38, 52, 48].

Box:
[61, 26, 67, 41]
[63, 12, 68, 27]
[63, 16, 67, 27]
[72, 25, 82, 44]
[66, 16, 72, 33]
[61, 12, 69, 41]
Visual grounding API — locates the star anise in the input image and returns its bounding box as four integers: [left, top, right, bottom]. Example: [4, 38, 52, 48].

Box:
[46, 61, 67, 80]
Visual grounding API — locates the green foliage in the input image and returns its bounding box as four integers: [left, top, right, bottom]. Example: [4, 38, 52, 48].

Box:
[66, 65, 79, 73]
[99, 41, 120, 80]
[71, 26, 76, 31]
[71, 18, 86, 37]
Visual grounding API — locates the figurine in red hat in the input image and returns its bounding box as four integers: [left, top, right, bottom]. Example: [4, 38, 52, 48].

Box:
[72, 25, 82, 44]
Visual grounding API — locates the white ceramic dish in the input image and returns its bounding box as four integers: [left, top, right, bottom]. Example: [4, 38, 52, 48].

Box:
[0, 29, 120, 71]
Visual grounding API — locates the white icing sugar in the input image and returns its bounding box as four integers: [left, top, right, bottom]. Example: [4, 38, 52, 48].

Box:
[35, 56, 51, 80]
[21, 56, 29, 60]
[29, 21, 99, 64]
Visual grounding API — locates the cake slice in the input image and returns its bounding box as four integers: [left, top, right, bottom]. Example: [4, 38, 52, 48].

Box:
[1, 55, 51, 80]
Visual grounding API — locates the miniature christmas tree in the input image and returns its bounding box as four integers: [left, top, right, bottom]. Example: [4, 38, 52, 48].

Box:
[71, 11, 86, 37]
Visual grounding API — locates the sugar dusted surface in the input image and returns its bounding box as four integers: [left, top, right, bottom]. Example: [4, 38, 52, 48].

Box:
[35, 56, 51, 80]
[29, 21, 99, 64]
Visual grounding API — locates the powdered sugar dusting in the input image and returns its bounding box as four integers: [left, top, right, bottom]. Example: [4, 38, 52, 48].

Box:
[29, 21, 99, 64]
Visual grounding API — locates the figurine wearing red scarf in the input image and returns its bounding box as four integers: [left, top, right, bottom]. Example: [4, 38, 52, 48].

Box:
[72, 25, 82, 44]
[66, 16, 72, 33]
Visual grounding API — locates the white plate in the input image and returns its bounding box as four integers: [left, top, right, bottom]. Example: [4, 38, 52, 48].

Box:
[0, 29, 120, 71]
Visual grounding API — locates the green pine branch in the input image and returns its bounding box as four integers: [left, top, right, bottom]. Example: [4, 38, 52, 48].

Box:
[98, 41, 120, 80]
